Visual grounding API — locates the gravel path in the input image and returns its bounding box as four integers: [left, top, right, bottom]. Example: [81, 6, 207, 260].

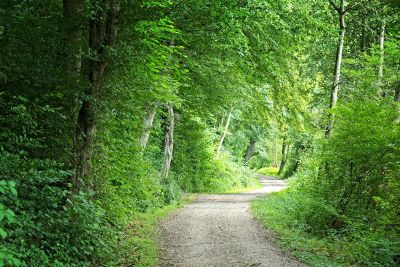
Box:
[157, 175, 306, 267]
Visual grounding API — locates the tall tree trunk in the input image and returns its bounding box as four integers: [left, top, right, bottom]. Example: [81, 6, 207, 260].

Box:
[73, 1, 120, 191]
[161, 105, 175, 179]
[216, 110, 232, 156]
[285, 145, 303, 177]
[63, 0, 83, 77]
[278, 137, 288, 176]
[63, 0, 83, 192]
[138, 104, 157, 152]
[244, 137, 256, 165]
[326, 0, 346, 137]
[378, 21, 385, 94]
[273, 139, 278, 168]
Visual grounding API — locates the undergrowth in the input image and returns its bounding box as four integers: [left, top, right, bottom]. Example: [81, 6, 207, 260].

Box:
[118, 197, 192, 267]
[252, 187, 400, 267]
[257, 166, 279, 177]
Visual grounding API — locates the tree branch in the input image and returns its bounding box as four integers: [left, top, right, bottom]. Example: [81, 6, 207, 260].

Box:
[344, 2, 360, 13]
[328, 0, 340, 12]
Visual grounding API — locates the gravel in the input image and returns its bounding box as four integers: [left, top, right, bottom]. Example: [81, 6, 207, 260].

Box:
[157, 176, 306, 267]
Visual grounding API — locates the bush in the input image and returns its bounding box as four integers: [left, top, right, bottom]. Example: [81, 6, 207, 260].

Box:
[257, 166, 279, 177]
[252, 100, 400, 266]
[318, 101, 400, 227]
[0, 98, 117, 266]
[0, 179, 19, 266]
[171, 115, 256, 193]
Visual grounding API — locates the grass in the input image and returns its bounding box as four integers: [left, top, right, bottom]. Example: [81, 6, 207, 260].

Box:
[120, 195, 194, 266]
[118, 176, 262, 266]
[224, 178, 263, 193]
[251, 191, 343, 266]
[251, 190, 400, 267]
[117, 172, 268, 266]
[257, 166, 279, 177]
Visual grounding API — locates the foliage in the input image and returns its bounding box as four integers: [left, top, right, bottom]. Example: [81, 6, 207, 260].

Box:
[257, 167, 279, 177]
[253, 101, 400, 266]
[0, 179, 19, 266]
[253, 189, 400, 267]
[1, 0, 399, 265]
[112, 200, 189, 267]
[251, 4, 400, 265]
[0, 97, 116, 266]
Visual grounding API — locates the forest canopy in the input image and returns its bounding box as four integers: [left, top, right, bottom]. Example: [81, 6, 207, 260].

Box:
[0, 0, 399, 266]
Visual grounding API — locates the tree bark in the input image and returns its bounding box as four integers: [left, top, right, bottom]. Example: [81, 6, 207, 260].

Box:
[244, 137, 256, 165]
[273, 139, 278, 168]
[278, 137, 288, 176]
[73, 1, 120, 191]
[284, 145, 303, 177]
[63, 0, 83, 193]
[378, 21, 385, 93]
[138, 104, 157, 152]
[326, 0, 346, 137]
[63, 0, 83, 77]
[216, 110, 232, 156]
[161, 105, 175, 179]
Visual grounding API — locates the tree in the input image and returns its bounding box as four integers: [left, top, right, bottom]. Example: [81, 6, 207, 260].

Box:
[74, 0, 120, 190]
[138, 103, 157, 151]
[2, 0, 399, 265]
[278, 135, 289, 176]
[326, 0, 351, 136]
[216, 110, 232, 156]
[161, 104, 175, 178]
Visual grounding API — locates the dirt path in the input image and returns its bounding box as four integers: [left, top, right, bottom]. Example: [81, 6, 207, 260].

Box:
[158, 176, 306, 267]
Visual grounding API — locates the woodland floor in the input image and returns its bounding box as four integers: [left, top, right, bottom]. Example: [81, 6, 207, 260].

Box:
[157, 176, 306, 267]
